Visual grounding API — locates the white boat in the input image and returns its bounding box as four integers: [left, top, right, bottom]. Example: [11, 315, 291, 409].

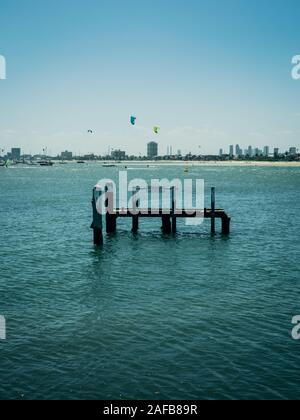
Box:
[40, 160, 54, 167]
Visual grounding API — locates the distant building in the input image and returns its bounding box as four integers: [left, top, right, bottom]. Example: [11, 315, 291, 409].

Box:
[235, 144, 243, 157]
[147, 142, 158, 159]
[289, 147, 297, 156]
[83, 154, 96, 161]
[111, 150, 126, 160]
[274, 148, 280, 158]
[254, 148, 262, 157]
[263, 146, 269, 157]
[229, 145, 234, 157]
[11, 148, 21, 161]
[219, 148, 223, 157]
[61, 151, 73, 160]
[247, 146, 253, 157]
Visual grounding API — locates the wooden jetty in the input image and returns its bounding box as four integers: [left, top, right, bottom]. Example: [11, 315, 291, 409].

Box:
[91, 186, 231, 245]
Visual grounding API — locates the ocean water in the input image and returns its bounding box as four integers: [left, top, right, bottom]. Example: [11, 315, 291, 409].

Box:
[0, 163, 300, 400]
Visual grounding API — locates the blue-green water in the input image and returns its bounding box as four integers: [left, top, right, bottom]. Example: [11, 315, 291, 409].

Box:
[0, 164, 300, 400]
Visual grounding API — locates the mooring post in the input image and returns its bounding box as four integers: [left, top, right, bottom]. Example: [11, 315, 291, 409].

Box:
[105, 184, 117, 233]
[171, 186, 177, 233]
[222, 215, 231, 235]
[132, 187, 140, 233]
[160, 186, 171, 234]
[91, 187, 103, 245]
[162, 215, 172, 234]
[106, 213, 117, 233]
[211, 187, 216, 235]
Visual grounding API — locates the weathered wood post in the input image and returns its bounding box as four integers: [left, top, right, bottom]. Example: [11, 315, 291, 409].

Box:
[132, 187, 140, 233]
[211, 187, 216, 235]
[161, 187, 171, 234]
[222, 215, 231, 235]
[105, 184, 117, 233]
[171, 186, 177, 233]
[162, 215, 172, 234]
[91, 187, 103, 245]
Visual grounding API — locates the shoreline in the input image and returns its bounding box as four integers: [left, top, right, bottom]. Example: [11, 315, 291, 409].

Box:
[2, 160, 300, 168]
[110, 160, 300, 167]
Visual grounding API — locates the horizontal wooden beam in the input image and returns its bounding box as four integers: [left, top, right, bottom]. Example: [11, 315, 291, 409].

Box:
[107, 208, 229, 219]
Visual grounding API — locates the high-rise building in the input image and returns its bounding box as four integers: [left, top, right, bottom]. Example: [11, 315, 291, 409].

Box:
[11, 148, 21, 161]
[219, 148, 223, 157]
[254, 148, 262, 157]
[147, 142, 158, 159]
[263, 146, 269, 157]
[274, 148, 279, 158]
[229, 145, 234, 157]
[289, 147, 297, 156]
[247, 146, 253, 157]
[235, 144, 243, 157]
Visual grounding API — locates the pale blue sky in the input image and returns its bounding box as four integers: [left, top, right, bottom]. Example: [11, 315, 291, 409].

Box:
[0, 0, 299, 156]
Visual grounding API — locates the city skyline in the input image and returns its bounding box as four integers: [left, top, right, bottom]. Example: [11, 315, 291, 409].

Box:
[0, 0, 300, 156]
[1, 143, 298, 161]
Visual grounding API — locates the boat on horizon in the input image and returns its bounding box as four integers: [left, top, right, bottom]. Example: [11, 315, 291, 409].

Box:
[40, 160, 54, 167]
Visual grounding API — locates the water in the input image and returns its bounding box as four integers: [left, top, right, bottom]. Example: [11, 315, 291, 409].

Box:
[0, 163, 300, 400]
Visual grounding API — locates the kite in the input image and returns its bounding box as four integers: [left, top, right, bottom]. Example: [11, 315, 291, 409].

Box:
[153, 126, 160, 134]
[88, 130, 93, 134]
[130, 116, 137, 126]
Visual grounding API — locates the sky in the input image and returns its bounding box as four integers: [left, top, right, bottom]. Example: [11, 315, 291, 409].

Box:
[0, 0, 300, 156]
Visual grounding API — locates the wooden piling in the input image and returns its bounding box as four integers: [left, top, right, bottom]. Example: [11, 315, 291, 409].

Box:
[105, 186, 117, 233]
[222, 216, 231, 235]
[162, 214, 172, 234]
[91, 188, 103, 245]
[132, 187, 140, 233]
[106, 213, 117, 233]
[211, 187, 216, 235]
[171, 187, 177, 233]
